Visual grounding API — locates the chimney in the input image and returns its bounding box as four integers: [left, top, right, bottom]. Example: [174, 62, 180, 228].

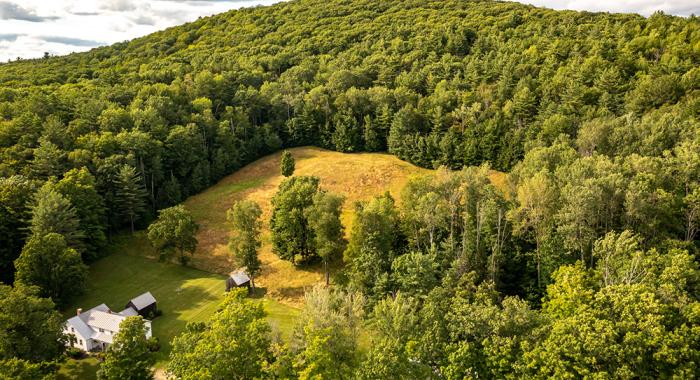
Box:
[77, 308, 82, 315]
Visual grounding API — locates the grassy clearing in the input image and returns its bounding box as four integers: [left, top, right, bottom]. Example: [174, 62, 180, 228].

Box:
[116, 147, 504, 306]
[180, 146, 431, 305]
[57, 357, 99, 380]
[63, 251, 299, 368]
[59, 148, 504, 377]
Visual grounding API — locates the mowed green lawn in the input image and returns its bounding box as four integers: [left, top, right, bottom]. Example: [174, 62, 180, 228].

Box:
[60, 251, 299, 376]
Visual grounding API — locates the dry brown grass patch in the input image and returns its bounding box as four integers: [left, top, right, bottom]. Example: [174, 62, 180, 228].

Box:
[182, 147, 430, 306]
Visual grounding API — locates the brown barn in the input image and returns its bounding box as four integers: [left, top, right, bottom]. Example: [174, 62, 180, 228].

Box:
[226, 270, 251, 293]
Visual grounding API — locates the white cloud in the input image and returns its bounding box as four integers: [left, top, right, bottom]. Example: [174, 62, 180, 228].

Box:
[0, 1, 697, 63]
[0, 0, 282, 62]
[509, 1, 699, 16]
[100, 0, 138, 12]
[0, 1, 59, 22]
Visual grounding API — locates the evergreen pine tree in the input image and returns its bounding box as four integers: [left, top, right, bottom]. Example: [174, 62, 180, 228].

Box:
[28, 181, 84, 250]
[115, 165, 147, 233]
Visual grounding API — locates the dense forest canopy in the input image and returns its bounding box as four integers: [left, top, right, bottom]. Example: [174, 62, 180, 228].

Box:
[0, 0, 699, 378]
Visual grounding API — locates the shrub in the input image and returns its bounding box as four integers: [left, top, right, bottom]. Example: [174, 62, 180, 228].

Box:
[66, 347, 83, 359]
[146, 336, 160, 352]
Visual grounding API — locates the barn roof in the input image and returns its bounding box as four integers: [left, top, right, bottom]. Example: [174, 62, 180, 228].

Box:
[229, 271, 250, 286]
[129, 291, 157, 311]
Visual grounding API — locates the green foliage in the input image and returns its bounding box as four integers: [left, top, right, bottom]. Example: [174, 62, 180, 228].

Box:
[0, 0, 699, 377]
[391, 252, 438, 297]
[510, 169, 559, 288]
[0, 284, 66, 363]
[55, 168, 107, 262]
[28, 181, 83, 250]
[115, 165, 148, 233]
[147, 205, 199, 265]
[30, 137, 65, 180]
[344, 192, 400, 302]
[0, 358, 57, 380]
[168, 289, 273, 380]
[306, 191, 345, 285]
[14, 233, 87, 307]
[0, 176, 35, 284]
[97, 317, 154, 380]
[357, 294, 430, 379]
[526, 239, 700, 378]
[291, 286, 364, 379]
[270, 176, 320, 264]
[280, 150, 295, 177]
[227, 200, 263, 289]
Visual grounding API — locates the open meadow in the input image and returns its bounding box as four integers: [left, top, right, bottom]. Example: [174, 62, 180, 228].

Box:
[57, 147, 506, 378]
[59, 251, 299, 375]
[115, 147, 434, 305]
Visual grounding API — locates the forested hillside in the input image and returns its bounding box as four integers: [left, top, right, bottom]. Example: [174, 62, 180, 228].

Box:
[1, 0, 699, 378]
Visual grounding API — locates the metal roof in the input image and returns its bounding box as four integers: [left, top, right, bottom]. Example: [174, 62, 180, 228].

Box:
[90, 303, 110, 313]
[66, 297, 151, 346]
[230, 271, 251, 286]
[129, 291, 157, 311]
[66, 315, 93, 340]
[83, 310, 127, 332]
[119, 307, 139, 317]
[91, 331, 114, 344]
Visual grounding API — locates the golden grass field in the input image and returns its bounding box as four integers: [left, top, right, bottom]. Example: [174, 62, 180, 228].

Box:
[182, 147, 432, 305]
[120, 147, 506, 306]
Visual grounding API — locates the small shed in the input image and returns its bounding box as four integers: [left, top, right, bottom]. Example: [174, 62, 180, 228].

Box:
[125, 291, 157, 318]
[226, 270, 251, 292]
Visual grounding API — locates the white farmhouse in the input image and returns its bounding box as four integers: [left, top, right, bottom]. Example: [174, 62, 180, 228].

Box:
[64, 303, 152, 351]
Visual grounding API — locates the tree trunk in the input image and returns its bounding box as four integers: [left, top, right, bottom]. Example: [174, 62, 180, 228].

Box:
[324, 260, 330, 286]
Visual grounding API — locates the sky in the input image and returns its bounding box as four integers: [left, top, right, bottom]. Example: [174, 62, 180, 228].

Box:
[0, 0, 698, 62]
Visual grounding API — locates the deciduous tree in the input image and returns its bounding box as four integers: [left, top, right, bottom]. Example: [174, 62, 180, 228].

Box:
[0, 284, 66, 363]
[168, 289, 273, 379]
[292, 286, 363, 379]
[147, 205, 199, 265]
[97, 317, 154, 380]
[306, 191, 345, 285]
[227, 200, 262, 290]
[14, 233, 87, 307]
[270, 176, 319, 264]
[280, 150, 295, 177]
[344, 193, 399, 301]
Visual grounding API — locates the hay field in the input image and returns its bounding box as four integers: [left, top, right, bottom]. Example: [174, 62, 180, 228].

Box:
[182, 147, 431, 305]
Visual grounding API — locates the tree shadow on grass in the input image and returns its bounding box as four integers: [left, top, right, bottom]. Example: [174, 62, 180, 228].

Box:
[249, 286, 269, 299]
[58, 357, 100, 380]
